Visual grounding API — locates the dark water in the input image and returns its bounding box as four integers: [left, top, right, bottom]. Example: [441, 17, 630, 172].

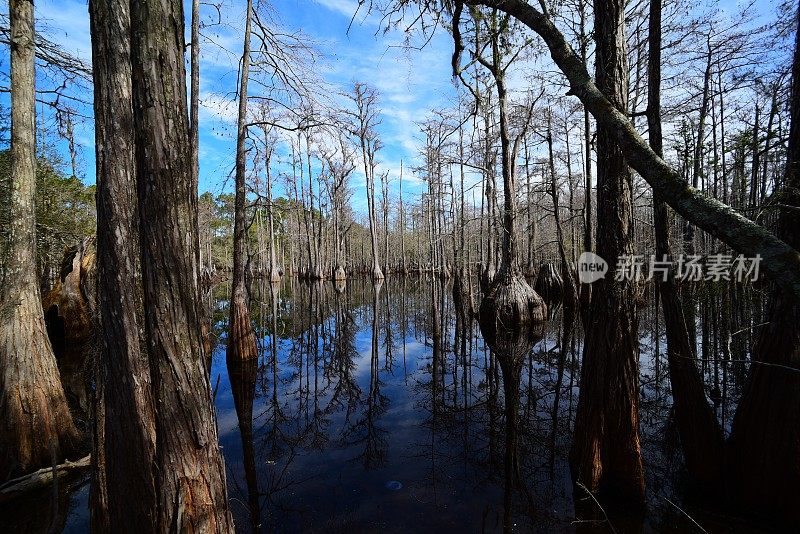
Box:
[210, 276, 757, 533]
[216, 276, 575, 533]
[0, 275, 769, 533]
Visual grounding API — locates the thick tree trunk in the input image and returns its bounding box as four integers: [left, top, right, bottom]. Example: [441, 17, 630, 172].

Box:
[467, 0, 800, 301]
[569, 0, 645, 506]
[646, 0, 724, 493]
[727, 4, 800, 523]
[88, 1, 153, 528]
[228, 0, 258, 363]
[129, 0, 234, 528]
[42, 239, 96, 417]
[0, 0, 79, 481]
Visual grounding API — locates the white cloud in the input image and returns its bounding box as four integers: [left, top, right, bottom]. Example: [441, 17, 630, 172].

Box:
[313, 0, 372, 24]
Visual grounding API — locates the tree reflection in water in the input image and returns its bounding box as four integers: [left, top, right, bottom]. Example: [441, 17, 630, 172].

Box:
[212, 276, 750, 533]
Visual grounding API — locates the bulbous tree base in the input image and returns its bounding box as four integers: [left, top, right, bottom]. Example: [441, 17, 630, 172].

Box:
[334, 265, 346, 281]
[479, 272, 547, 333]
[534, 262, 563, 305]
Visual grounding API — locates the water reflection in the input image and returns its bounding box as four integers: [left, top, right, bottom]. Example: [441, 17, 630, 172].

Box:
[227, 330, 261, 532]
[478, 318, 545, 533]
[213, 276, 563, 532]
[211, 276, 747, 533]
[1, 274, 764, 533]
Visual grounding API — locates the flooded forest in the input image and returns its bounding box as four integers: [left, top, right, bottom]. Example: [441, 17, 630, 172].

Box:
[0, 0, 799, 532]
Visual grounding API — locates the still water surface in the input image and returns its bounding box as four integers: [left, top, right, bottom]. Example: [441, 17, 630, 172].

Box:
[0, 275, 768, 532]
[210, 276, 749, 532]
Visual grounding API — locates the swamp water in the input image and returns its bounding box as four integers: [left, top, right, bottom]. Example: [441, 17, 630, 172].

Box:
[0, 276, 772, 532]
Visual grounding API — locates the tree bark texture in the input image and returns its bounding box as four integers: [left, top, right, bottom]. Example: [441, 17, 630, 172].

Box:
[569, 0, 646, 506]
[89, 0, 155, 529]
[130, 0, 234, 527]
[89, 0, 235, 530]
[228, 0, 259, 363]
[0, 0, 79, 482]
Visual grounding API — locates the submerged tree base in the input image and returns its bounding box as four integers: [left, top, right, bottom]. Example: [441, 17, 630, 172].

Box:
[534, 263, 563, 305]
[479, 272, 547, 331]
[334, 265, 346, 281]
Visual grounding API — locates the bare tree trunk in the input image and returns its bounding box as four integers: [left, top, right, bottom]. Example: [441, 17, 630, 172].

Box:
[647, 0, 724, 494]
[228, 0, 258, 363]
[467, 0, 800, 300]
[473, 12, 546, 331]
[189, 0, 213, 364]
[190, 0, 200, 195]
[367, 162, 383, 279]
[129, 0, 234, 528]
[381, 171, 390, 275]
[569, 0, 645, 506]
[306, 133, 323, 279]
[481, 96, 497, 286]
[579, 0, 592, 318]
[400, 161, 407, 274]
[348, 84, 384, 279]
[727, 4, 800, 522]
[89, 0, 152, 528]
[546, 114, 578, 314]
[0, 0, 79, 482]
[263, 136, 281, 282]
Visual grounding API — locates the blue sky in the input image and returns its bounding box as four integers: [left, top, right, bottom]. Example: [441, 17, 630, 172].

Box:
[12, 0, 461, 215]
[0, 0, 787, 216]
[194, 0, 462, 211]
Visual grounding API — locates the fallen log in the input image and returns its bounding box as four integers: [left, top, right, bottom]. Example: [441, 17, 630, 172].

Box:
[0, 455, 91, 503]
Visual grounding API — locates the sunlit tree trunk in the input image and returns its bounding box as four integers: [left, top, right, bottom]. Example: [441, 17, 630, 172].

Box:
[88, 0, 153, 528]
[477, 12, 545, 330]
[569, 0, 645, 506]
[132, 8, 235, 525]
[189, 0, 213, 361]
[0, 0, 79, 482]
[350, 83, 384, 280]
[228, 0, 258, 363]
[262, 133, 281, 282]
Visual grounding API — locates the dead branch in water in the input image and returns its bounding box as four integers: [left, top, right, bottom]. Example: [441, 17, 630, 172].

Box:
[0, 455, 90, 503]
